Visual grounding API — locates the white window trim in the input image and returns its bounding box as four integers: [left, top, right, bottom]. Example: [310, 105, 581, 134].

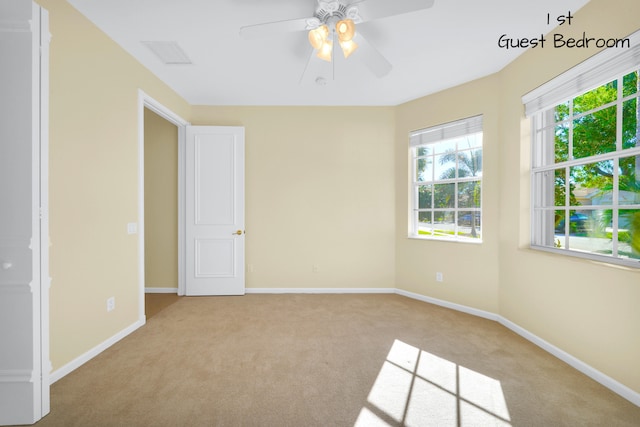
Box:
[524, 29, 640, 268]
[409, 115, 483, 243]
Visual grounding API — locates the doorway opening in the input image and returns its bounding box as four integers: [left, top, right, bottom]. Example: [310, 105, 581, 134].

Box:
[143, 107, 179, 318]
[137, 91, 190, 322]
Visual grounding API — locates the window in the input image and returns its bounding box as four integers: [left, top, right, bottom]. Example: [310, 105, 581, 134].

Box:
[525, 30, 640, 266]
[410, 115, 483, 242]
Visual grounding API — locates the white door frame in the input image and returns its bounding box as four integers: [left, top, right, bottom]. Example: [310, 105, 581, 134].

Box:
[137, 91, 190, 319]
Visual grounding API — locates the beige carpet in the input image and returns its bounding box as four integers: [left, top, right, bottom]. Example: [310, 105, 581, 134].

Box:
[33, 294, 640, 426]
[145, 292, 180, 320]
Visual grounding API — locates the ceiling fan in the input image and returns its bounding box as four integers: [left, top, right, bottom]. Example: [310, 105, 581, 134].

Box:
[240, 0, 435, 83]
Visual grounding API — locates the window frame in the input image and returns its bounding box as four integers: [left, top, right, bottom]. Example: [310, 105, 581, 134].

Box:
[409, 115, 484, 243]
[524, 29, 640, 267]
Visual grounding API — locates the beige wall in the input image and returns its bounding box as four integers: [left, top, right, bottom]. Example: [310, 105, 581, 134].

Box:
[37, 0, 190, 370]
[395, 74, 502, 313]
[395, 0, 640, 394]
[144, 109, 178, 289]
[190, 106, 397, 290]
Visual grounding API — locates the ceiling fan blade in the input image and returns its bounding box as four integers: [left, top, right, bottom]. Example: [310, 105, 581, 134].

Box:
[347, 0, 435, 23]
[352, 32, 392, 78]
[240, 17, 311, 39]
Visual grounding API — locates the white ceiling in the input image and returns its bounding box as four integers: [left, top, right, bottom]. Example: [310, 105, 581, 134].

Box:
[66, 0, 590, 106]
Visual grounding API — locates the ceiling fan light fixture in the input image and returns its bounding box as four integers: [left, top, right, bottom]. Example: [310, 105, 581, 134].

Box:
[339, 39, 358, 58]
[317, 38, 333, 62]
[336, 19, 355, 42]
[308, 24, 329, 50]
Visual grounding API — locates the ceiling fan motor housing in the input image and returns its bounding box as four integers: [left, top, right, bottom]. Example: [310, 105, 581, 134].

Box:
[309, 1, 361, 29]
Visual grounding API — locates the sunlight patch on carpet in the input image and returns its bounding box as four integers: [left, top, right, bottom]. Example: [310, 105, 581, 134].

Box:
[355, 339, 511, 426]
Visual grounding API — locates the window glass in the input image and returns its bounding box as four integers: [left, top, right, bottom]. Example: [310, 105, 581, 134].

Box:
[623, 98, 638, 150]
[434, 139, 457, 154]
[619, 156, 640, 205]
[415, 147, 433, 181]
[417, 212, 433, 236]
[623, 70, 638, 97]
[573, 80, 617, 115]
[554, 210, 566, 241]
[619, 210, 640, 259]
[460, 134, 483, 150]
[531, 70, 640, 266]
[418, 185, 432, 209]
[434, 153, 457, 181]
[554, 168, 568, 207]
[458, 181, 481, 208]
[569, 160, 614, 207]
[555, 101, 570, 122]
[433, 183, 455, 208]
[572, 105, 617, 159]
[410, 116, 483, 242]
[555, 121, 570, 163]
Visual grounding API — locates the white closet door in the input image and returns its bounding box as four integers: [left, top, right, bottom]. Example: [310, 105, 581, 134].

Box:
[0, 1, 50, 424]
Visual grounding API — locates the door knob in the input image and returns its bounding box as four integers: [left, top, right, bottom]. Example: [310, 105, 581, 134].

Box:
[2, 261, 12, 270]
[233, 230, 244, 235]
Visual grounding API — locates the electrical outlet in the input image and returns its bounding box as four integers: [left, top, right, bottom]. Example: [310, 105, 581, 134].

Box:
[127, 223, 137, 235]
[107, 297, 115, 312]
[436, 272, 444, 282]
[312, 265, 320, 273]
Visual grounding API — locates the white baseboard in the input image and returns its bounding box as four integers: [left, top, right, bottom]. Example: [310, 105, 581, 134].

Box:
[394, 289, 499, 321]
[49, 319, 145, 384]
[497, 316, 640, 407]
[245, 287, 396, 294]
[145, 287, 178, 294]
[395, 288, 640, 407]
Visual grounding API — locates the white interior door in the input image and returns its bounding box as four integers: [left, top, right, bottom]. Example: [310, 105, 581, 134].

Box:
[0, 1, 50, 424]
[185, 126, 245, 296]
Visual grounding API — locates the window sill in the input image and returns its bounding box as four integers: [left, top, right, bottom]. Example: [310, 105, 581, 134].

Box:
[530, 244, 640, 269]
[408, 234, 483, 244]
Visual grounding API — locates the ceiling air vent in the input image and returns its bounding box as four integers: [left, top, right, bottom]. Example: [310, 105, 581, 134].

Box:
[142, 41, 192, 65]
